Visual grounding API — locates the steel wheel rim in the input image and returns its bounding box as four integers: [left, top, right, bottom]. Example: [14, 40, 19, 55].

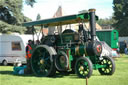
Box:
[76, 59, 89, 77]
[55, 51, 68, 71]
[31, 47, 52, 77]
[100, 58, 113, 74]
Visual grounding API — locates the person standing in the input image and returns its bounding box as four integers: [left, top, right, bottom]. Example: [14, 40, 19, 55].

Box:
[124, 45, 128, 55]
[25, 40, 33, 74]
[124, 40, 127, 48]
[124, 40, 128, 54]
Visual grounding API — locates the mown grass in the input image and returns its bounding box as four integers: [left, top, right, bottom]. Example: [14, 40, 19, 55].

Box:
[0, 54, 128, 85]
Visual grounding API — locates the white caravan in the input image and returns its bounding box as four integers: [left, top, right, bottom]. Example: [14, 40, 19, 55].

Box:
[0, 34, 26, 65]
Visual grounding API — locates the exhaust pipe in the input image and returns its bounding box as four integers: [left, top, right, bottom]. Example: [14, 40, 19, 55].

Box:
[89, 9, 96, 41]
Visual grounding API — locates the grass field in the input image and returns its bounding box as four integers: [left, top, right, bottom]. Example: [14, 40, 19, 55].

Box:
[0, 54, 128, 85]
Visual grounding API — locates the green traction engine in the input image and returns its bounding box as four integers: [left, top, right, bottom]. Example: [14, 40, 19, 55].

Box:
[23, 9, 115, 78]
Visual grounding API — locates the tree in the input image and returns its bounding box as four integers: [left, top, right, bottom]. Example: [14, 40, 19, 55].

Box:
[0, 6, 17, 24]
[36, 13, 41, 20]
[0, 0, 32, 34]
[0, 0, 25, 25]
[97, 17, 116, 26]
[25, 0, 36, 7]
[0, 21, 26, 34]
[113, 0, 128, 36]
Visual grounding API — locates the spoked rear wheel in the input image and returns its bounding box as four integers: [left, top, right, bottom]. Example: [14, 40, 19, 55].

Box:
[75, 57, 93, 78]
[98, 56, 115, 75]
[55, 51, 69, 71]
[31, 45, 56, 77]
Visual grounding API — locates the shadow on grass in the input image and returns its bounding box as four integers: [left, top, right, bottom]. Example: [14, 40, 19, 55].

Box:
[67, 73, 102, 79]
[0, 70, 101, 79]
[0, 71, 13, 75]
[0, 71, 34, 77]
[48, 72, 71, 78]
[0, 70, 73, 78]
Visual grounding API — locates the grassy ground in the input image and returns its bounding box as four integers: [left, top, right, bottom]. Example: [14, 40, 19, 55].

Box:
[0, 54, 128, 85]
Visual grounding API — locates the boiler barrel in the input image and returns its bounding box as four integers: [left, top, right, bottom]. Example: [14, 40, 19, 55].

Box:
[72, 41, 102, 57]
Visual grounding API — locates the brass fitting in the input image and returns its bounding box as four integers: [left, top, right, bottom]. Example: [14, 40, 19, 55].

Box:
[89, 9, 96, 12]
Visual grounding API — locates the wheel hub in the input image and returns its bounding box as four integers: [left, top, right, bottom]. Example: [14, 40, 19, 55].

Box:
[60, 56, 65, 64]
[80, 66, 84, 71]
[40, 59, 45, 64]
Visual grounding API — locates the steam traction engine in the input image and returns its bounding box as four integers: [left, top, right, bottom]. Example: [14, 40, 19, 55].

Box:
[23, 9, 115, 78]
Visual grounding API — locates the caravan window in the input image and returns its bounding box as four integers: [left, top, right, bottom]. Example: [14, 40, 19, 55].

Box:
[12, 42, 21, 51]
[114, 32, 117, 40]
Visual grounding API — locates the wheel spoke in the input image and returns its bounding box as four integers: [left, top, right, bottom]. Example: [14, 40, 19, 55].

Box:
[75, 57, 93, 78]
[98, 56, 115, 75]
[31, 46, 56, 77]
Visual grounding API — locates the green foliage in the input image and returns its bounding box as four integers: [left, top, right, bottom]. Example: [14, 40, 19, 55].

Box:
[97, 17, 116, 26]
[113, 0, 128, 36]
[25, 0, 36, 7]
[36, 13, 41, 20]
[0, 0, 32, 34]
[0, 20, 26, 34]
[0, 0, 24, 25]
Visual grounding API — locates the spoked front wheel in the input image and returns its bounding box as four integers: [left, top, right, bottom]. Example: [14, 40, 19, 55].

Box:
[31, 45, 56, 77]
[75, 57, 93, 78]
[98, 56, 115, 75]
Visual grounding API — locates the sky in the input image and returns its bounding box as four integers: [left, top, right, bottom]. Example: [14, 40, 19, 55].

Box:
[22, 0, 113, 21]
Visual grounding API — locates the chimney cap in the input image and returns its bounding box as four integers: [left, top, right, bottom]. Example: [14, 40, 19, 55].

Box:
[89, 9, 96, 12]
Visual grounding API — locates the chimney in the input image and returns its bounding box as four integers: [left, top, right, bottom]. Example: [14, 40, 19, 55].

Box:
[89, 9, 96, 41]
